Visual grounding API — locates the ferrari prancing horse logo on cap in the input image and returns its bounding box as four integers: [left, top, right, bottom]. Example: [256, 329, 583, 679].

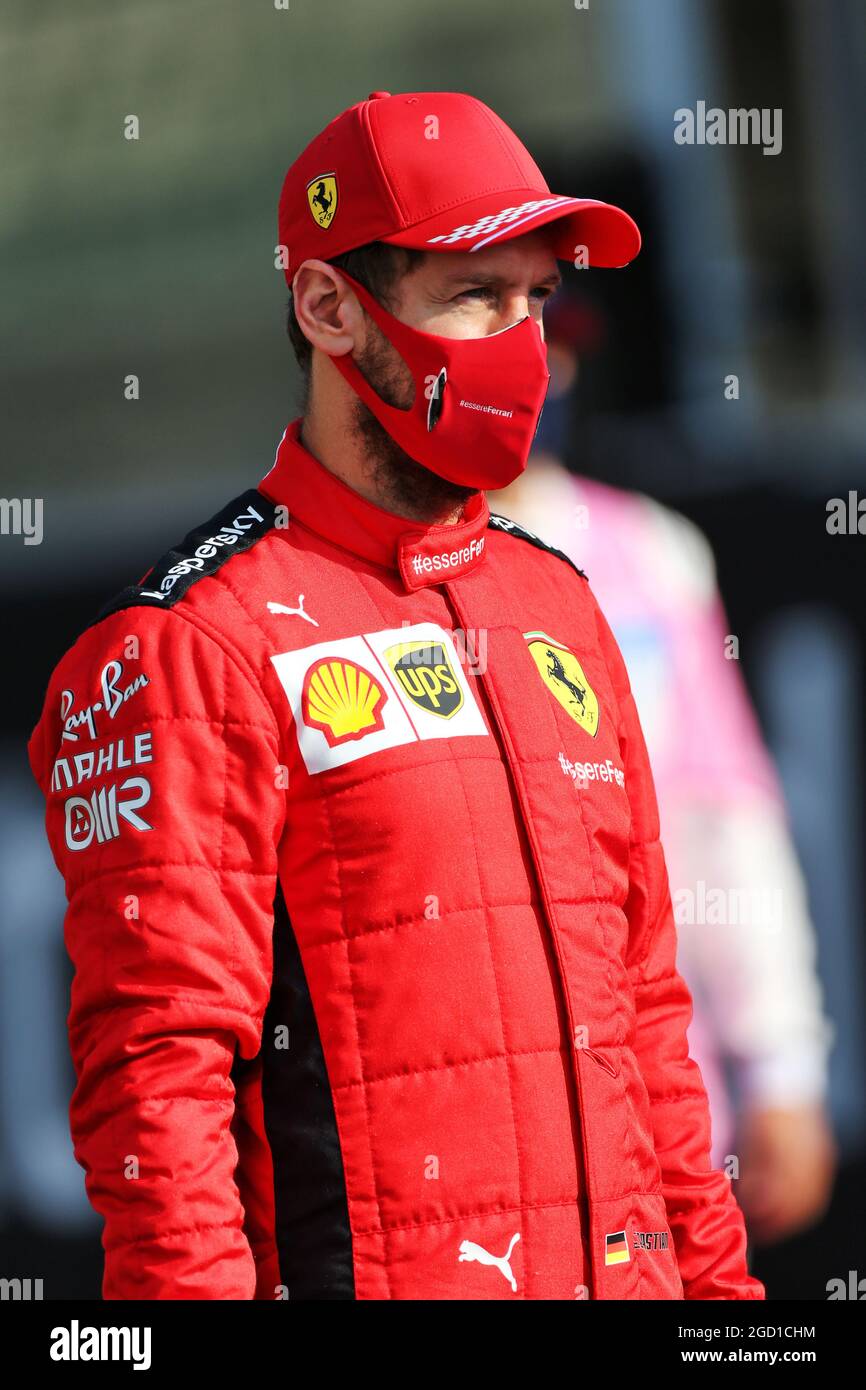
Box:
[307, 173, 338, 229]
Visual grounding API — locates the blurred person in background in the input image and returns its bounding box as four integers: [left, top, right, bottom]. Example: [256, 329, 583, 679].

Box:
[494, 290, 838, 1247]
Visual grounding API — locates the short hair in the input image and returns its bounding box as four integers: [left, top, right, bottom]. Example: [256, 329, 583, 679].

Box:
[285, 241, 426, 387]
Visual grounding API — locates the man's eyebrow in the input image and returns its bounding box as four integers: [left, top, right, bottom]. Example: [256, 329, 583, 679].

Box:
[438, 267, 563, 289]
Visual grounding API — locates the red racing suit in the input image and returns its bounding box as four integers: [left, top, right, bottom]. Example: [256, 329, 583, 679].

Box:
[28, 418, 765, 1301]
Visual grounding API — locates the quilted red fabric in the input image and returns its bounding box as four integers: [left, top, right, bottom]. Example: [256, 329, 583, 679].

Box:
[28, 419, 765, 1301]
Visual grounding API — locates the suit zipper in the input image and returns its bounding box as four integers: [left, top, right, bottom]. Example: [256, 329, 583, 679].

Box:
[440, 584, 596, 1298]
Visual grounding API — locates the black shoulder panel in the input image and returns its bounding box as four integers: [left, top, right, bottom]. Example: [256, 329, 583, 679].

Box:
[487, 511, 587, 581]
[94, 489, 279, 625]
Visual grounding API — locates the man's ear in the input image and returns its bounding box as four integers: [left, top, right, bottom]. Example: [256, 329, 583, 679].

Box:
[292, 260, 364, 359]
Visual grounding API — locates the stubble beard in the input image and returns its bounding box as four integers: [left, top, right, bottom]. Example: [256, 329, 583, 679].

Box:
[350, 319, 476, 522]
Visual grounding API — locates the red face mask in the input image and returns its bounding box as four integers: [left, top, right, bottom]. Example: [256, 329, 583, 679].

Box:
[330, 270, 551, 490]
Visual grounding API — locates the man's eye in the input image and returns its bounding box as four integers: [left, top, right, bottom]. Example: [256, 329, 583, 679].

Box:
[453, 285, 557, 303]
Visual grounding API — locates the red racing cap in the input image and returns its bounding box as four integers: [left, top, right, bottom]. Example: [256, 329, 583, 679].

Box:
[278, 90, 641, 283]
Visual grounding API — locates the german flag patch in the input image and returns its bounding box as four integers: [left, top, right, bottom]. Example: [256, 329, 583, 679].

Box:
[605, 1230, 630, 1266]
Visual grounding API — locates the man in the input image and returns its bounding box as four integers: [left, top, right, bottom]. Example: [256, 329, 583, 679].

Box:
[29, 90, 764, 1301]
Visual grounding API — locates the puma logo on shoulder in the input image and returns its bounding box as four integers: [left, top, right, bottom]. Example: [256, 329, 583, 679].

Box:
[266, 594, 319, 627]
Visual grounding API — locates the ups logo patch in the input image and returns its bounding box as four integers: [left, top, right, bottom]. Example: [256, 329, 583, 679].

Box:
[384, 639, 463, 719]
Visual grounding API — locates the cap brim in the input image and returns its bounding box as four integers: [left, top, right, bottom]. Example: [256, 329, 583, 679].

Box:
[383, 190, 640, 268]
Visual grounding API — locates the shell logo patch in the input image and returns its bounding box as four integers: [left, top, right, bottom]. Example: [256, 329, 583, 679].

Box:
[270, 623, 488, 774]
[302, 657, 387, 746]
[383, 639, 463, 719]
[524, 631, 599, 737]
[605, 1230, 630, 1266]
[306, 172, 338, 229]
